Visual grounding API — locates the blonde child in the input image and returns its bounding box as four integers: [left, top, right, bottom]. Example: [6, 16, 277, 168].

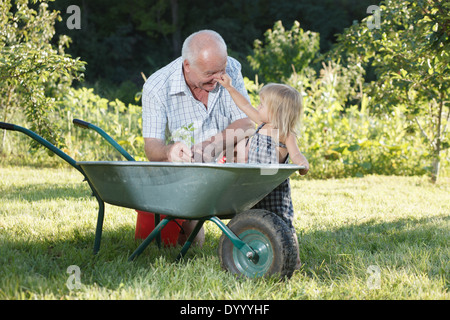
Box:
[218, 73, 309, 268]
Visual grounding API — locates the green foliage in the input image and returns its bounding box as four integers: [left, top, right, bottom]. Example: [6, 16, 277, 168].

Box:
[0, 0, 85, 148]
[48, 0, 377, 90]
[245, 2, 449, 181]
[334, 0, 450, 182]
[0, 87, 144, 165]
[243, 76, 263, 107]
[301, 102, 432, 179]
[245, 53, 446, 179]
[132, 0, 176, 39]
[293, 61, 434, 179]
[248, 20, 320, 83]
[2, 0, 448, 181]
[59, 87, 145, 161]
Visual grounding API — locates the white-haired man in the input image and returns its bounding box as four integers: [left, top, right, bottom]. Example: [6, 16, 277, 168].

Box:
[142, 30, 253, 245]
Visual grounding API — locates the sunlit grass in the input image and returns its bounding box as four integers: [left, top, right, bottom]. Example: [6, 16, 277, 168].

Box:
[0, 166, 448, 299]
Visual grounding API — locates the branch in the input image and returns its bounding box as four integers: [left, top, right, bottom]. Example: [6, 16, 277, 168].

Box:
[414, 116, 434, 149]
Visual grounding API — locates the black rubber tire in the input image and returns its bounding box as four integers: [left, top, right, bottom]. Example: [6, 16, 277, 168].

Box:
[218, 209, 297, 279]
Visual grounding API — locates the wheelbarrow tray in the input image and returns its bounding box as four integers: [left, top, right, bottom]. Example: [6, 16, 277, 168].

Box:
[78, 161, 301, 219]
[1, 120, 305, 275]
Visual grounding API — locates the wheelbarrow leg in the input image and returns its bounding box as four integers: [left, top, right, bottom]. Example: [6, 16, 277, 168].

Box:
[154, 213, 161, 249]
[93, 195, 105, 255]
[176, 220, 205, 261]
[128, 217, 172, 261]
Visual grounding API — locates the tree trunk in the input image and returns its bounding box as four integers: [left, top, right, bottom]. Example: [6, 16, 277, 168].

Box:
[1, 129, 5, 153]
[431, 92, 444, 183]
[431, 156, 440, 183]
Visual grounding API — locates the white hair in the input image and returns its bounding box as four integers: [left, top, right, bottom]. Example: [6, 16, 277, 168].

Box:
[181, 30, 227, 65]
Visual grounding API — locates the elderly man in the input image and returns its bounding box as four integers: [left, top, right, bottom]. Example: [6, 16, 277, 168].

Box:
[142, 30, 253, 245]
[142, 29, 253, 162]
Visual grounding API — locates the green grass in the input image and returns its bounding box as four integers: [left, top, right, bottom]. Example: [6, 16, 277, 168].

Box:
[0, 165, 448, 300]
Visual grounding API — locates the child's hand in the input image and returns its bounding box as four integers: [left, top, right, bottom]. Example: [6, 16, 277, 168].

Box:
[298, 164, 309, 176]
[297, 159, 309, 175]
[217, 73, 232, 89]
[289, 150, 309, 175]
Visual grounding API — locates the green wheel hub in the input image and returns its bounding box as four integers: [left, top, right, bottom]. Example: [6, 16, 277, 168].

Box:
[219, 209, 297, 279]
[232, 229, 273, 278]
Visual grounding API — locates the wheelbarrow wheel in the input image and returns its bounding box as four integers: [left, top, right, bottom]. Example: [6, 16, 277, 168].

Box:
[218, 209, 297, 279]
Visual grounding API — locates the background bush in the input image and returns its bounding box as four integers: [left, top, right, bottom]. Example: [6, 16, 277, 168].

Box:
[1, 88, 145, 166]
[1, 1, 448, 181]
[2, 76, 446, 180]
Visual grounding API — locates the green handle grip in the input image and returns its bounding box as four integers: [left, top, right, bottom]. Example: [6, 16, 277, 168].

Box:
[0, 122, 16, 131]
[73, 119, 90, 129]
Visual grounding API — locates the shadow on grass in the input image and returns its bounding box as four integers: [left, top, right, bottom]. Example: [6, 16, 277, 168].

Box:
[0, 220, 220, 294]
[1, 184, 448, 295]
[1, 177, 222, 293]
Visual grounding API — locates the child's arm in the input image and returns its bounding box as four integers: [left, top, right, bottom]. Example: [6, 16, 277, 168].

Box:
[285, 133, 309, 175]
[218, 74, 262, 125]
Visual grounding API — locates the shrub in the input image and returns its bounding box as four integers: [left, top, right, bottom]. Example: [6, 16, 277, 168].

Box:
[245, 60, 447, 179]
[0, 0, 85, 149]
[248, 20, 320, 83]
[60, 87, 145, 161]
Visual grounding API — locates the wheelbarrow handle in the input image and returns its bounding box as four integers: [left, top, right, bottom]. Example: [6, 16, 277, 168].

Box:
[72, 118, 135, 161]
[0, 121, 83, 174]
[73, 119, 90, 129]
[0, 122, 16, 131]
[2, 121, 109, 256]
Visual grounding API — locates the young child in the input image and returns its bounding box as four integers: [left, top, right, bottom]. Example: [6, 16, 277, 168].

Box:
[218, 73, 309, 269]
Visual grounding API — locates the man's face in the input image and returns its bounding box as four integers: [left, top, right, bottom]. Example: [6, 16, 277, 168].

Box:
[183, 51, 227, 92]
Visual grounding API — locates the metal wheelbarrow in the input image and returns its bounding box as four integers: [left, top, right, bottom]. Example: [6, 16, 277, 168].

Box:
[0, 120, 304, 278]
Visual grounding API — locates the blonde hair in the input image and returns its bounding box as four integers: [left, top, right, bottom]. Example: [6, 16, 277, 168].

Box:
[259, 83, 303, 140]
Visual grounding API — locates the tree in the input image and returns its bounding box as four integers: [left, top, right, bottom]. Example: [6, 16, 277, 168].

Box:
[248, 20, 320, 83]
[0, 0, 85, 149]
[335, 0, 450, 182]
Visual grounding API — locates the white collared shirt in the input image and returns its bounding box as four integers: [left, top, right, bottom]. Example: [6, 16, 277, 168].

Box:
[142, 56, 249, 146]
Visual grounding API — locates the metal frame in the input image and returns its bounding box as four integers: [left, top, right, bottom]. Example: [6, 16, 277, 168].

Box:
[0, 120, 259, 263]
[128, 216, 257, 262]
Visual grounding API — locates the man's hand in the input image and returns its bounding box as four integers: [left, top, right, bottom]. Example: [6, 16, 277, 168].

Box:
[144, 138, 192, 162]
[191, 140, 217, 163]
[168, 141, 192, 162]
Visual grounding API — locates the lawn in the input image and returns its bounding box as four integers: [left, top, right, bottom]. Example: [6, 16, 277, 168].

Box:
[0, 165, 448, 300]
